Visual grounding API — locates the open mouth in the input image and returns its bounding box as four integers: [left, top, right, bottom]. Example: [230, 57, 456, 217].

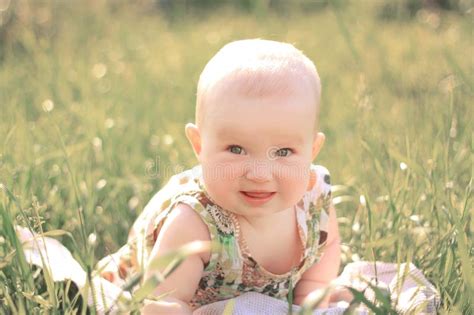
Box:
[240, 191, 276, 205]
[241, 191, 275, 198]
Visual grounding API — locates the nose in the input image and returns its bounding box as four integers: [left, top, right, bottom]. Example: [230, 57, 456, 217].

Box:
[245, 160, 273, 182]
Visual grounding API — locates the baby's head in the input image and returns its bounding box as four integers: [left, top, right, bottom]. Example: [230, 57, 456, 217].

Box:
[186, 39, 325, 217]
[195, 39, 321, 131]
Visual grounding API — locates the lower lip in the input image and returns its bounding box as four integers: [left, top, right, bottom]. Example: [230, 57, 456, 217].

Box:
[240, 191, 276, 206]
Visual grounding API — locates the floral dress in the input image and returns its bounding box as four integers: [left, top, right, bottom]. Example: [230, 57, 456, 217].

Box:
[97, 164, 332, 308]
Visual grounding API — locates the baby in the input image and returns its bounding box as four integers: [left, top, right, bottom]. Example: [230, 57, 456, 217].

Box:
[100, 39, 341, 314]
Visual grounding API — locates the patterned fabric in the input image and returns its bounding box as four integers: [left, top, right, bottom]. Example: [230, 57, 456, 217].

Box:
[97, 164, 332, 307]
[193, 262, 440, 315]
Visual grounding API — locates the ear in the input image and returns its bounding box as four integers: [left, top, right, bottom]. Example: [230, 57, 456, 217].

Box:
[311, 132, 325, 161]
[185, 123, 202, 159]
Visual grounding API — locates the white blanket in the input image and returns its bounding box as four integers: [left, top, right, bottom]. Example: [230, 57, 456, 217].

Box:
[16, 226, 439, 314]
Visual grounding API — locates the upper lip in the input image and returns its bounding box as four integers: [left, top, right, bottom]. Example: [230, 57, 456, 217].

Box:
[241, 190, 275, 193]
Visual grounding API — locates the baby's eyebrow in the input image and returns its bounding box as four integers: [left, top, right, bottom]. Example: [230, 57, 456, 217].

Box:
[276, 136, 305, 146]
[216, 127, 235, 135]
[216, 128, 239, 140]
[217, 127, 305, 146]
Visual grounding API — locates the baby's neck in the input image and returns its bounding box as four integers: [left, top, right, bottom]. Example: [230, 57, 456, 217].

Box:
[237, 208, 294, 231]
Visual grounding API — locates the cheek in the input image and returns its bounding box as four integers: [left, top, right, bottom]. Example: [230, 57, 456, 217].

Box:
[202, 173, 238, 211]
[202, 160, 245, 182]
[276, 163, 311, 195]
[201, 162, 243, 203]
[276, 161, 310, 181]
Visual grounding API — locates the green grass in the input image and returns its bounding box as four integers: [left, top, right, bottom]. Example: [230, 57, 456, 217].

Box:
[0, 1, 472, 314]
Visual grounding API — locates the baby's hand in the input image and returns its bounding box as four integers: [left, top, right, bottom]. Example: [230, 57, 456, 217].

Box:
[141, 297, 193, 315]
[329, 286, 354, 304]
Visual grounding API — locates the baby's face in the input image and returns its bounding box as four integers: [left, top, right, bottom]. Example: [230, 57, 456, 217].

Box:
[189, 82, 323, 218]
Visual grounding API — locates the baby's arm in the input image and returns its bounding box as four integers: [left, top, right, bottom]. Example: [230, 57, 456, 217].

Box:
[293, 203, 341, 308]
[141, 203, 211, 314]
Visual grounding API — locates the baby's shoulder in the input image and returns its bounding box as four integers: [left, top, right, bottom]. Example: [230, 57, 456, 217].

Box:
[162, 202, 211, 242]
[149, 201, 212, 265]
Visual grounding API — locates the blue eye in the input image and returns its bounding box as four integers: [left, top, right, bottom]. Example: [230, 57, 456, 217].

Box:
[228, 145, 245, 155]
[275, 148, 293, 157]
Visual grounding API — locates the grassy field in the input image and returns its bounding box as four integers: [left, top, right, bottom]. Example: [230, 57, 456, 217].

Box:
[0, 1, 472, 313]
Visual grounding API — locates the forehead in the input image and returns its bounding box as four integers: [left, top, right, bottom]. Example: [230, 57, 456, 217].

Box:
[197, 63, 320, 129]
[203, 90, 316, 143]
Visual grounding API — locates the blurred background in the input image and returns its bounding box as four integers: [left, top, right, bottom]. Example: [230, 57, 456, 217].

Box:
[0, 0, 472, 313]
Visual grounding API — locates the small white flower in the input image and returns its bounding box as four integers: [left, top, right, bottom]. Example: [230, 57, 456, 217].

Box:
[128, 196, 139, 211]
[359, 195, 366, 207]
[376, 195, 389, 202]
[87, 233, 97, 246]
[400, 162, 408, 171]
[450, 127, 457, 138]
[95, 179, 107, 190]
[49, 185, 58, 197]
[79, 181, 88, 196]
[352, 222, 361, 232]
[92, 63, 107, 79]
[92, 137, 103, 150]
[163, 134, 174, 146]
[105, 118, 115, 129]
[42, 99, 54, 112]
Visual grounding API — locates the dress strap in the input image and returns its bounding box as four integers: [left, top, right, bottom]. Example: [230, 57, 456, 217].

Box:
[166, 192, 222, 271]
[300, 165, 332, 263]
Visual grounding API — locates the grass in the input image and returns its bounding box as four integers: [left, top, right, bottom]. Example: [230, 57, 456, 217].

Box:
[0, 1, 472, 313]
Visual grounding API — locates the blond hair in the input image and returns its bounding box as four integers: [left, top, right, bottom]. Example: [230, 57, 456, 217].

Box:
[195, 39, 321, 128]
